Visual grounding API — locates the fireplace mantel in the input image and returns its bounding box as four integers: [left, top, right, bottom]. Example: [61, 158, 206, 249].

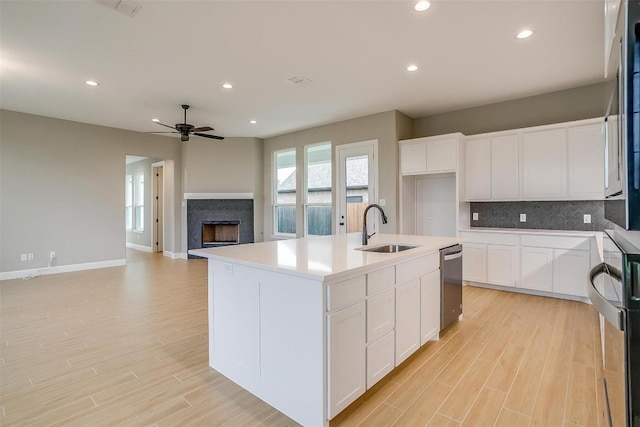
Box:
[184, 193, 254, 200]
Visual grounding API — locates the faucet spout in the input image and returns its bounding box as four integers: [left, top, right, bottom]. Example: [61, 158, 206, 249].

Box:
[362, 203, 388, 245]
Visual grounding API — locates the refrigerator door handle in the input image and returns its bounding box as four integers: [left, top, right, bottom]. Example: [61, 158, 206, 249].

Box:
[589, 262, 625, 332]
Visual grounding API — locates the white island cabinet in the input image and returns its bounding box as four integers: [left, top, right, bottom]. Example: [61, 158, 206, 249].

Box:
[190, 233, 459, 427]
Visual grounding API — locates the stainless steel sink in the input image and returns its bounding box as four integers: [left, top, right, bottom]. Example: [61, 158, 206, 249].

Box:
[356, 244, 420, 253]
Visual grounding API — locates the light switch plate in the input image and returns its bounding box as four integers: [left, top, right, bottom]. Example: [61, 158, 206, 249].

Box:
[472, 212, 479, 221]
[520, 213, 526, 222]
[583, 214, 592, 224]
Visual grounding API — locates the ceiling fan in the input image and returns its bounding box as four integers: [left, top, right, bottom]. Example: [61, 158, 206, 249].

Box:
[151, 105, 224, 141]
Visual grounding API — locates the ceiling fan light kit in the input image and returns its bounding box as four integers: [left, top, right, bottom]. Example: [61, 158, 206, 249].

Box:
[151, 104, 224, 141]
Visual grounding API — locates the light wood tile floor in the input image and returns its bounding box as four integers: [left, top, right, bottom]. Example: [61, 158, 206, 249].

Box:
[1, 250, 605, 426]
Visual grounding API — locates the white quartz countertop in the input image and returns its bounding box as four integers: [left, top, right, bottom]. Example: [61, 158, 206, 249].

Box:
[189, 233, 460, 281]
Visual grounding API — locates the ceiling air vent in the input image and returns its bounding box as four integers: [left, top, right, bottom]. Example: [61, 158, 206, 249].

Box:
[287, 76, 312, 85]
[97, 0, 141, 17]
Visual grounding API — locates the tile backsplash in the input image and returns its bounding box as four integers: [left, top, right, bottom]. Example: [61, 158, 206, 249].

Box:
[469, 201, 614, 231]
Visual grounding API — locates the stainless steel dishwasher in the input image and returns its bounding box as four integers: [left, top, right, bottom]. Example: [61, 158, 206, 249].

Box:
[440, 244, 463, 330]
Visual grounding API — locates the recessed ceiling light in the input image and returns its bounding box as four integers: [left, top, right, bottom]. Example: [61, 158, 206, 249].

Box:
[222, 83, 233, 89]
[249, 120, 257, 124]
[415, 1, 430, 12]
[406, 65, 418, 72]
[85, 80, 99, 86]
[152, 118, 160, 122]
[517, 29, 533, 39]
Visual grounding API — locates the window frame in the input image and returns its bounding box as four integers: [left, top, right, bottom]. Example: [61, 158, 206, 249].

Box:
[304, 142, 333, 236]
[125, 174, 133, 231]
[273, 148, 297, 238]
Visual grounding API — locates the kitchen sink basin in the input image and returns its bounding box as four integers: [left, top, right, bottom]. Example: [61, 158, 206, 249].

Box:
[356, 244, 420, 253]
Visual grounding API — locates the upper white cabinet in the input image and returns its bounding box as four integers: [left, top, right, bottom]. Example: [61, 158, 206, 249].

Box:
[491, 134, 520, 199]
[464, 134, 519, 200]
[464, 138, 491, 200]
[463, 118, 604, 202]
[400, 134, 460, 175]
[604, 0, 623, 77]
[567, 123, 605, 200]
[521, 128, 567, 199]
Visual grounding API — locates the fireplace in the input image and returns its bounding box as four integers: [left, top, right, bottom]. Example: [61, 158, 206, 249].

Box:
[202, 220, 240, 247]
[187, 199, 254, 259]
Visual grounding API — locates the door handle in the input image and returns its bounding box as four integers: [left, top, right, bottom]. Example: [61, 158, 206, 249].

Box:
[588, 262, 625, 331]
[443, 252, 462, 261]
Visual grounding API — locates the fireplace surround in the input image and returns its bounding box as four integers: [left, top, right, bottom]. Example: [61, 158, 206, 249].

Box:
[187, 199, 254, 259]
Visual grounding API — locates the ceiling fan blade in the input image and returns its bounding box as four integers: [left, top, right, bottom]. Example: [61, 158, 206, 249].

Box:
[154, 121, 178, 131]
[193, 132, 224, 140]
[146, 131, 179, 134]
[192, 126, 214, 132]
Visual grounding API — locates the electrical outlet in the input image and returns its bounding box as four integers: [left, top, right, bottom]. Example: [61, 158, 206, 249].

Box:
[472, 212, 479, 221]
[520, 213, 527, 222]
[27, 253, 34, 261]
[50, 251, 56, 259]
[20, 254, 27, 261]
[583, 214, 592, 224]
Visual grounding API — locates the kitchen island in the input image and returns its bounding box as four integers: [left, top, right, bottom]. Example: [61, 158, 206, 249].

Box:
[190, 233, 460, 427]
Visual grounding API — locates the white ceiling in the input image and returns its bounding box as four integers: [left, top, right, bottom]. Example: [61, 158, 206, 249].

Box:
[0, 0, 605, 139]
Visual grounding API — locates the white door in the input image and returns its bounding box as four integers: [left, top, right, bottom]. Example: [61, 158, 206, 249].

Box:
[336, 141, 377, 235]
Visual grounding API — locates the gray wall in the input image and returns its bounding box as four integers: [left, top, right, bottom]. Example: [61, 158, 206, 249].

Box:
[413, 82, 609, 137]
[0, 110, 183, 273]
[262, 110, 401, 238]
[182, 137, 264, 242]
[125, 157, 160, 249]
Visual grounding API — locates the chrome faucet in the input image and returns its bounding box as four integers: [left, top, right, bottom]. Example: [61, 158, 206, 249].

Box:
[362, 204, 388, 245]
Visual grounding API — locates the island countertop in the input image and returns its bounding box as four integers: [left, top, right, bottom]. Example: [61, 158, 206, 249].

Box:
[189, 233, 460, 281]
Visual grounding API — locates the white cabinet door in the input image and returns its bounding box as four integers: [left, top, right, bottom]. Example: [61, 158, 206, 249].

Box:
[553, 249, 590, 297]
[366, 289, 395, 343]
[464, 138, 491, 200]
[420, 270, 441, 345]
[567, 123, 605, 200]
[519, 247, 554, 292]
[427, 136, 457, 172]
[462, 243, 487, 283]
[400, 141, 427, 175]
[366, 331, 395, 390]
[328, 301, 366, 418]
[491, 134, 520, 199]
[487, 244, 517, 287]
[521, 128, 566, 199]
[395, 279, 421, 365]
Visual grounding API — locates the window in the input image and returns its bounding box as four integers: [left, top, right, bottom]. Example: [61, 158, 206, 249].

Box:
[274, 149, 296, 235]
[125, 175, 133, 230]
[305, 143, 332, 235]
[125, 172, 144, 232]
[134, 173, 144, 231]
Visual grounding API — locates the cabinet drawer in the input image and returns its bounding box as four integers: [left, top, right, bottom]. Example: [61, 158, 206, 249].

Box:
[367, 289, 395, 343]
[327, 275, 366, 312]
[460, 231, 517, 246]
[520, 234, 589, 251]
[396, 253, 438, 284]
[367, 266, 395, 296]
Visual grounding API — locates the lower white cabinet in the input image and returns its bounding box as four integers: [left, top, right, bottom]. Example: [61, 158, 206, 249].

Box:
[328, 301, 366, 418]
[366, 331, 395, 389]
[420, 270, 440, 345]
[519, 247, 554, 292]
[553, 249, 590, 297]
[463, 243, 487, 283]
[366, 289, 395, 343]
[395, 278, 421, 365]
[487, 245, 517, 287]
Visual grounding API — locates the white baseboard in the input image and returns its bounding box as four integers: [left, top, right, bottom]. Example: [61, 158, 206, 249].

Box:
[126, 243, 153, 252]
[0, 259, 127, 281]
[163, 251, 186, 259]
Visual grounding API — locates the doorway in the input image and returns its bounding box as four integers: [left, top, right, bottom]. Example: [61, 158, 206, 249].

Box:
[335, 140, 378, 235]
